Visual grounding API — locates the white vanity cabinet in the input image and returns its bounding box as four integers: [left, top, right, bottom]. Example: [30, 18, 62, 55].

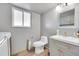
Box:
[49, 39, 79, 56]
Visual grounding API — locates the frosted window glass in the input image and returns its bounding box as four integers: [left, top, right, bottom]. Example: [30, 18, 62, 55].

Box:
[24, 12, 31, 27]
[13, 9, 22, 26]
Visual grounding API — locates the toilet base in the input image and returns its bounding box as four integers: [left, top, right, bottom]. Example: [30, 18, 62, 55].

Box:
[35, 46, 44, 54]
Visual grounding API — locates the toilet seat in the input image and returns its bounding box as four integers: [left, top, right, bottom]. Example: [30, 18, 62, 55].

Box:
[33, 41, 44, 47]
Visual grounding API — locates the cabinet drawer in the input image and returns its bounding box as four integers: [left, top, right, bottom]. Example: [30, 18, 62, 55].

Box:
[55, 40, 73, 51]
[53, 39, 79, 56]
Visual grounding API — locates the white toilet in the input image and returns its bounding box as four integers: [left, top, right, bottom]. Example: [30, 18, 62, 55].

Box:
[33, 36, 48, 54]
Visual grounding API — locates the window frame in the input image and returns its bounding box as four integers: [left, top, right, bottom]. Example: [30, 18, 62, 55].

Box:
[12, 7, 32, 27]
[23, 10, 32, 27]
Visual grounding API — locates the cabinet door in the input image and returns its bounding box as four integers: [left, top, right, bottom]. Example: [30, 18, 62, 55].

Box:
[54, 40, 73, 56]
[65, 44, 79, 56]
[49, 39, 64, 56]
[0, 39, 8, 56]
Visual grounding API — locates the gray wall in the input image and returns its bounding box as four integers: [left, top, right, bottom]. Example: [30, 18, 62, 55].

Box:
[0, 3, 40, 54]
[59, 4, 79, 36]
[41, 4, 79, 37]
[41, 8, 59, 37]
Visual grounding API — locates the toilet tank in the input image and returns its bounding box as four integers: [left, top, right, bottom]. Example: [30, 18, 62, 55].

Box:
[41, 36, 48, 44]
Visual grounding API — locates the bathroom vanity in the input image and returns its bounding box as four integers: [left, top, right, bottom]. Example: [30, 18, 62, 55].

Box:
[49, 35, 79, 56]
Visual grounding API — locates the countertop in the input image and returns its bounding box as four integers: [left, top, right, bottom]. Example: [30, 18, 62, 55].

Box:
[49, 35, 79, 46]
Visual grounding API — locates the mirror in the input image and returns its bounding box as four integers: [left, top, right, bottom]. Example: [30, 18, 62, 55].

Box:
[59, 9, 74, 26]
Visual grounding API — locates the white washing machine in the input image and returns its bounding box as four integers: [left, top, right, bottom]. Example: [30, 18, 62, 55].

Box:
[0, 32, 11, 56]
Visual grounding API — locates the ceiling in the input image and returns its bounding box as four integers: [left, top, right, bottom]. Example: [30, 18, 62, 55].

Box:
[12, 3, 57, 14]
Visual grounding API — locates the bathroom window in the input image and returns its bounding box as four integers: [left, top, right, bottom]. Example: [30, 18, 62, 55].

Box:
[24, 11, 31, 27]
[12, 7, 31, 27]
